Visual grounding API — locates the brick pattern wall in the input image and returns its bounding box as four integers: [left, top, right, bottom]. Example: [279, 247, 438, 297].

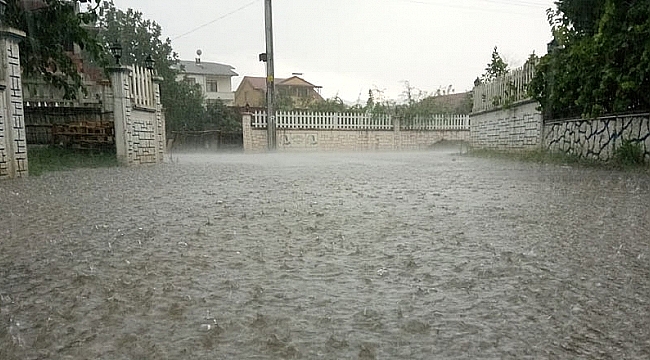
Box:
[544, 114, 650, 161]
[0, 91, 7, 177]
[129, 111, 158, 164]
[113, 68, 165, 165]
[470, 101, 542, 150]
[154, 82, 165, 163]
[0, 37, 27, 179]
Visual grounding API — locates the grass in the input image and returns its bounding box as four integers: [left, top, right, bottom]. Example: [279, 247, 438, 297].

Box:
[613, 140, 645, 166]
[28, 146, 119, 176]
[467, 147, 649, 171]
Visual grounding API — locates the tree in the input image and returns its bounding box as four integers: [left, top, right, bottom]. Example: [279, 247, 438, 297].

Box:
[97, 1, 206, 132]
[205, 100, 241, 132]
[4, 0, 104, 99]
[481, 46, 509, 82]
[529, 0, 650, 119]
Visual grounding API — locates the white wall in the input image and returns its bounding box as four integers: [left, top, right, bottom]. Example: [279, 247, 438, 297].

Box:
[175, 73, 235, 105]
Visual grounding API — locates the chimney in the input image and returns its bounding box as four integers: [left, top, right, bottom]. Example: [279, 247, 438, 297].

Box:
[196, 49, 202, 65]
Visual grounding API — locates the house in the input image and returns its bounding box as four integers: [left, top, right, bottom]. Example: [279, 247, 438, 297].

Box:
[175, 59, 238, 105]
[417, 92, 473, 114]
[234, 76, 324, 109]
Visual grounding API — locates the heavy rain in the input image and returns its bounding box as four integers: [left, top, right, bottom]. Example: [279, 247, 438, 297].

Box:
[2, 149, 649, 359]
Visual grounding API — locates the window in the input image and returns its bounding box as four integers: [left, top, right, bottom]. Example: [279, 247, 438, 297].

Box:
[184, 77, 196, 86]
[207, 78, 219, 93]
[295, 87, 309, 97]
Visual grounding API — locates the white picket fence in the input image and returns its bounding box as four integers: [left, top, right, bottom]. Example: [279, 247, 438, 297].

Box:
[473, 61, 537, 113]
[403, 114, 470, 130]
[128, 65, 156, 108]
[252, 111, 470, 131]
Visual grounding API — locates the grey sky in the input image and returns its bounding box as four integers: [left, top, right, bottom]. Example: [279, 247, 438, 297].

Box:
[111, 0, 555, 102]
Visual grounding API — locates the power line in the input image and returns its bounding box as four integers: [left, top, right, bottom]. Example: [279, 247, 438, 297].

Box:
[172, 0, 261, 41]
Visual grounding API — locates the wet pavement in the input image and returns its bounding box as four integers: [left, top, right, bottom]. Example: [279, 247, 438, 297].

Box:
[1, 150, 649, 359]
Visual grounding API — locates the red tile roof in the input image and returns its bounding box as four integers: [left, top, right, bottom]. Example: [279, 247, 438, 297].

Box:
[242, 76, 321, 90]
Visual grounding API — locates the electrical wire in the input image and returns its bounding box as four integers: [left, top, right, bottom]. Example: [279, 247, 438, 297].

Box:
[171, 0, 261, 40]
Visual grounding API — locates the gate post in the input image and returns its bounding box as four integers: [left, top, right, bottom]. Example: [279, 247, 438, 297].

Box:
[0, 27, 27, 179]
[393, 115, 401, 150]
[242, 112, 253, 152]
[109, 65, 131, 165]
[152, 75, 166, 163]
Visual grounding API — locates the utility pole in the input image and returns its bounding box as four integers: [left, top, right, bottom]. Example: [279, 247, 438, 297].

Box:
[264, 0, 276, 150]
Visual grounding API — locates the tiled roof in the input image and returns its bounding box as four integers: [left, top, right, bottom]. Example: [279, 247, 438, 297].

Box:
[176, 60, 238, 76]
[241, 76, 321, 90]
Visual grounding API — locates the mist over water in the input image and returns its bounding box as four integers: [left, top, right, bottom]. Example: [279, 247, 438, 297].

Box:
[1, 150, 649, 359]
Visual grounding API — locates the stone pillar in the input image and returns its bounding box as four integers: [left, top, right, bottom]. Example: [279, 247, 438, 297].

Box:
[0, 27, 27, 179]
[109, 66, 132, 165]
[393, 116, 401, 150]
[152, 75, 166, 163]
[242, 112, 252, 152]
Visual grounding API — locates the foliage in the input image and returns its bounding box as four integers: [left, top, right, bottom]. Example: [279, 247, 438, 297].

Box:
[275, 91, 294, 111]
[97, 1, 207, 132]
[205, 100, 241, 132]
[4, 0, 105, 99]
[529, 0, 650, 119]
[28, 145, 118, 176]
[274, 82, 469, 125]
[481, 46, 509, 83]
[613, 140, 645, 166]
[162, 79, 206, 131]
[97, 1, 175, 78]
[305, 96, 363, 113]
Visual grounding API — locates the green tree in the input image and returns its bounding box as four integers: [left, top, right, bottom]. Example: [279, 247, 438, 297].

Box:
[97, 1, 206, 131]
[481, 46, 509, 82]
[205, 100, 241, 132]
[307, 95, 358, 113]
[530, 0, 650, 119]
[4, 0, 104, 99]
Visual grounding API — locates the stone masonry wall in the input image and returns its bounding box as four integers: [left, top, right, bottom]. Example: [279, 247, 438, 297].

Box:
[544, 114, 650, 161]
[0, 30, 27, 179]
[111, 67, 165, 165]
[470, 101, 542, 150]
[242, 114, 469, 152]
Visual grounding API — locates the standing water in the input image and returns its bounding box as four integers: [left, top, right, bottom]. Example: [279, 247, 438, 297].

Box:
[1, 150, 649, 359]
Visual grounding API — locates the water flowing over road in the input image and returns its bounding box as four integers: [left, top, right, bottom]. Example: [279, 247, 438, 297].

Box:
[2, 150, 649, 359]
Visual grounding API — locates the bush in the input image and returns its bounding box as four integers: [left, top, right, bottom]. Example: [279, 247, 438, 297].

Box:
[613, 140, 645, 166]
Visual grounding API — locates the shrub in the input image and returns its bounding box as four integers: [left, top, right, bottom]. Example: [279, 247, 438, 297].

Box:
[613, 140, 645, 166]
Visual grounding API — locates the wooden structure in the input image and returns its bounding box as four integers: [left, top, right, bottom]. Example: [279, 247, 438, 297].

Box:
[52, 121, 114, 150]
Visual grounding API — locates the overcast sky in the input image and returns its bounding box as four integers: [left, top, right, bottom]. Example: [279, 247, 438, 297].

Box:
[110, 0, 556, 102]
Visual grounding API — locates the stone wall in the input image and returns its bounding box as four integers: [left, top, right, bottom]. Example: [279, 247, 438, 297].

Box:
[470, 101, 543, 150]
[0, 28, 27, 179]
[544, 114, 650, 161]
[242, 113, 469, 152]
[111, 66, 165, 165]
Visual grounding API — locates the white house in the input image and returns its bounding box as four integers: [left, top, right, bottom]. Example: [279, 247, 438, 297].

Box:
[175, 59, 238, 105]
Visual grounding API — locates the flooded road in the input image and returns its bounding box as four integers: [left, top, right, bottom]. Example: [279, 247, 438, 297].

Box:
[1, 150, 649, 359]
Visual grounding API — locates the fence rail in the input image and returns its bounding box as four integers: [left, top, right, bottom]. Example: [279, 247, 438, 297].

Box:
[128, 65, 155, 108]
[252, 111, 470, 131]
[403, 114, 470, 130]
[473, 61, 537, 113]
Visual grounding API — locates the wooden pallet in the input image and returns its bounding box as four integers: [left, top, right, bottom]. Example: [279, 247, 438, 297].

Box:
[52, 121, 115, 149]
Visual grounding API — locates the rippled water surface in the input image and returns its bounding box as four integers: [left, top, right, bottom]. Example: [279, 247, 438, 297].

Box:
[1, 150, 649, 359]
